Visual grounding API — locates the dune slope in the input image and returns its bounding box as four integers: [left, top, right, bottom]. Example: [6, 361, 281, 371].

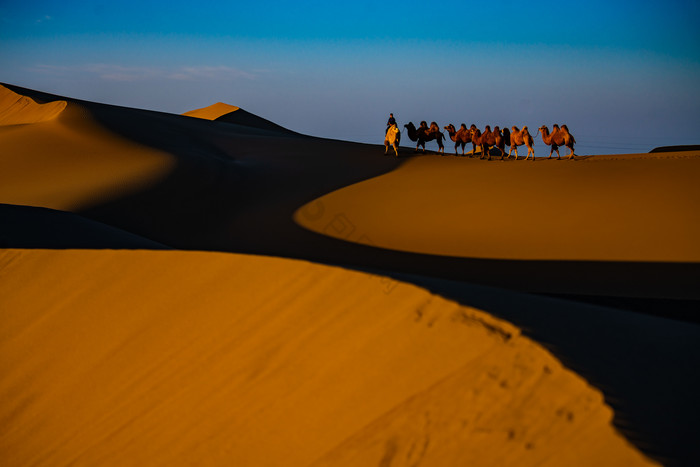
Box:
[0, 84, 66, 125]
[0, 84, 175, 211]
[0, 249, 656, 466]
[295, 152, 700, 263]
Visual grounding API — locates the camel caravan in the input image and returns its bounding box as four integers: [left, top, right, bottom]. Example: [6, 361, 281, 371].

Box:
[385, 116, 576, 160]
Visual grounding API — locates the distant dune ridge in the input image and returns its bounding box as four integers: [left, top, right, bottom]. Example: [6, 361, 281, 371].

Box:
[2, 82, 699, 465]
[0, 84, 66, 124]
[0, 84, 174, 211]
[182, 101, 240, 120]
[183, 100, 295, 133]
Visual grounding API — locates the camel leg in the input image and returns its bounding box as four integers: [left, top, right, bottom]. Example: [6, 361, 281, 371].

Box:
[555, 147, 561, 160]
[394, 144, 399, 157]
[567, 146, 575, 160]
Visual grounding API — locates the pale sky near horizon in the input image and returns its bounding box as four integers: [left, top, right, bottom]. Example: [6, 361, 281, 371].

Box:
[2, 0, 699, 154]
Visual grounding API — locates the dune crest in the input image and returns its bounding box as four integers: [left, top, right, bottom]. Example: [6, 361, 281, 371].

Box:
[0, 84, 67, 125]
[182, 102, 240, 120]
[0, 249, 656, 466]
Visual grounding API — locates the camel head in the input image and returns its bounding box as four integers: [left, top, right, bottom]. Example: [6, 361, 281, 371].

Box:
[537, 125, 548, 136]
[444, 124, 456, 133]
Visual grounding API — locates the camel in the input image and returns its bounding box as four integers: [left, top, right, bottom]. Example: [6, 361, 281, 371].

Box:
[491, 126, 508, 160]
[560, 124, 576, 149]
[470, 127, 492, 160]
[384, 123, 401, 157]
[404, 121, 445, 154]
[537, 124, 576, 159]
[444, 123, 475, 156]
[471, 125, 504, 160]
[507, 125, 535, 160]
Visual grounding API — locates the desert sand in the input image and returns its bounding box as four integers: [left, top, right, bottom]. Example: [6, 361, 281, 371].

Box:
[295, 151, 700, 262]
[1, 82, 698, 466]
[182, 102, 240, 120]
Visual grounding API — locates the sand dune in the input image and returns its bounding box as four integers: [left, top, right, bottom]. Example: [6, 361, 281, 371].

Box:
[1, 83, 697, 465]
[183, 102, 240, 120]
[0, 84, 174, 211]
[295, 151, 700, 262]
[0, 84, 66, 125]
[0, 249, 655, 466]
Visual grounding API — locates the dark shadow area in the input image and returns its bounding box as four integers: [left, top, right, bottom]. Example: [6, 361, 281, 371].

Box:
[213, 107, 298, 134]
[0, 204, 168, 249]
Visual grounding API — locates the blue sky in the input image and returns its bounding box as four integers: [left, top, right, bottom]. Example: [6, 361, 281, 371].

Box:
[2, 0, 699, 154]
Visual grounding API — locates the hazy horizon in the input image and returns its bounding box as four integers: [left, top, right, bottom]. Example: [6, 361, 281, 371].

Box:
[2, 0, 699, 154]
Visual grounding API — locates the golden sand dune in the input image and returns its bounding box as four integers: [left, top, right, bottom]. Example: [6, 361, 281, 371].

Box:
[0, 84, 174, 210]
[184, 101, 296, 133]
[0, 249, 655, 466]
[183, 102, 240, 120]
[296, 152, 700, 262]
[1, 83, 697, 465]
[0, 84, 66, 125]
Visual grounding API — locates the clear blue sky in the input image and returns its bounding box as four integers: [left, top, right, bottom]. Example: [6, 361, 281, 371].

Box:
[2, 0, 699, 154]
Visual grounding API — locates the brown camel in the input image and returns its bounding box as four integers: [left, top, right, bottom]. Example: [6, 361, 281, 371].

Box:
[470, 126, 493, 160]
[404, 121, 445, 154]
[507, 125, 535, 160]
[491, 126, 508, 160]
[560, 124, 576, 149]
[444, 123, 475, 156]
[475, 125, 504, 160]
[537, 124, 576, 159]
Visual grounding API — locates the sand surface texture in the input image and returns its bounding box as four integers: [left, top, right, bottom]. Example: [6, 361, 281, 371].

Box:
[2, 83, 698, 465]
[0, 249, 654, 466]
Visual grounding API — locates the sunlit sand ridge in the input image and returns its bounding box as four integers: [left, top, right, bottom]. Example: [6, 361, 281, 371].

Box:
[182, 102, 240, 120]
[0, 249, 656, 466]
[0, 84, 174, 210]
[296, 151, 700, 262]
[0, 85, 66, 124]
